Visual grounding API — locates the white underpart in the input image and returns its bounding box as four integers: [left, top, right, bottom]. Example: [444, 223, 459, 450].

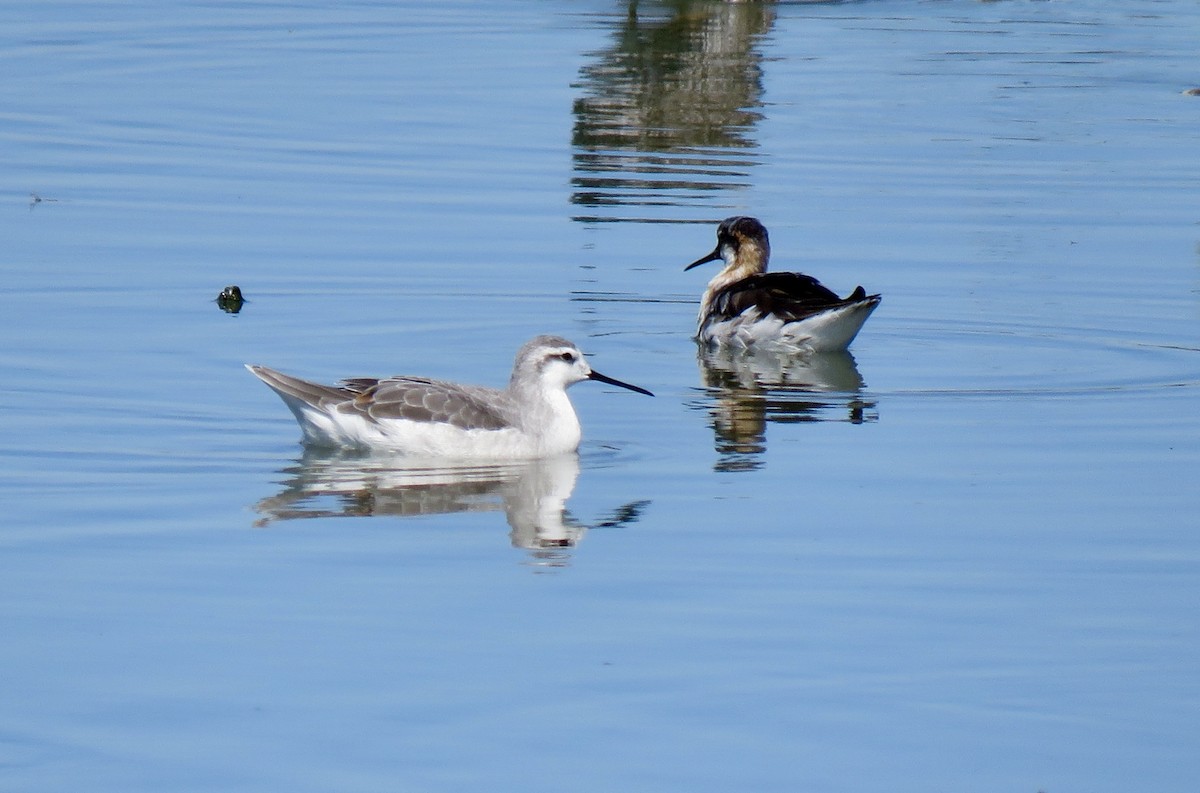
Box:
[273, 390, 580, 459]
[698, 300, 878, 353]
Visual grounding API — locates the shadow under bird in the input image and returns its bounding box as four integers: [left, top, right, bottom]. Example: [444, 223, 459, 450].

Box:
[247, 335, 653, 459]
[686, 216, 881, 352]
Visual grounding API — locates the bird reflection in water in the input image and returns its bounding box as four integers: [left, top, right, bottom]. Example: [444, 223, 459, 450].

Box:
[695, 346, 878, 472]
[571, 1, 775, 220]
[252, 451, 648, 566]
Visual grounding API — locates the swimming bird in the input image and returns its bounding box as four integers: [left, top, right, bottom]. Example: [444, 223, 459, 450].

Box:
[686, 216, 881, 352]
[247, 335, 652, 459]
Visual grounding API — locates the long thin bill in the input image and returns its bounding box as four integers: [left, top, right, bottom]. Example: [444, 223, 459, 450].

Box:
[588, 370, 654, 397]
[684, 246, 722, 271]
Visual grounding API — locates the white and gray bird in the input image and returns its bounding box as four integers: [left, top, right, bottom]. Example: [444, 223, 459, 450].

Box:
[247, 335, 652, 459]
[686, 216, 881, 352]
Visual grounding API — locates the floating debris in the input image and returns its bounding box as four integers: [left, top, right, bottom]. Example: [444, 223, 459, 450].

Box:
[29, 192, 60, 210]
[216, 285, 246, 314]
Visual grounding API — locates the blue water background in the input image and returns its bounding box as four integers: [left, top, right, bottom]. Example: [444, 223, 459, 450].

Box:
[2, 1, 1198, 791]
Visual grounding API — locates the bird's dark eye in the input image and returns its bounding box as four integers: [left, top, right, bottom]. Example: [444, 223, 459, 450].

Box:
[559, 352, 575, 363]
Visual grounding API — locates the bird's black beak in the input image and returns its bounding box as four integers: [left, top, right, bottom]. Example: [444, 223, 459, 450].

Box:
[588, 370, 654, 397]
[685, 246, 722, 271]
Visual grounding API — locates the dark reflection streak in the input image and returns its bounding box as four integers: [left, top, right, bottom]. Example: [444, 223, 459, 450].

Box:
[571, 1, 774, 221]
[695, 345, 878, 472]
[574, 153, 755, 172]
[594, 499, 652, 529]
[571, 178, 751, 192]
[570, 291, 694, 305]
[571, 215, 713, 224]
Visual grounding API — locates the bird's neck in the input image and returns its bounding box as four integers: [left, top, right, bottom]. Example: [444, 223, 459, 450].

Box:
[510, 382, 582, 454]
[699, 245, 769, 320]
[717, 241, 768, 285]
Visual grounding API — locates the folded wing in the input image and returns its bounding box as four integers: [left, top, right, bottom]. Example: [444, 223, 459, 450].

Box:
[338, 376, 513, 430]
[710, 272, 875, 323]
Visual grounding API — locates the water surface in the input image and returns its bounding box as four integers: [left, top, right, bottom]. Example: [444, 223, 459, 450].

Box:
[2, 2, 1198, 791]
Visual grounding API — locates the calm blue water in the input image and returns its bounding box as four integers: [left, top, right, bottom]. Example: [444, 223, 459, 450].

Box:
[3, 1, 1199, 791]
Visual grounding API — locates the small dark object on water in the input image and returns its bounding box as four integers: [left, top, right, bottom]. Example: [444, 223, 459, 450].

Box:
[217, 285, 246, 314]
[29, 192, 60, 210]
[1183, 88, 1200, 96]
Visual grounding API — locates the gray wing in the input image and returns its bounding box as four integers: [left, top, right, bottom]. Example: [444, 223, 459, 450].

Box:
[337, 376, 514, 431]
[248, 366, 514, 431]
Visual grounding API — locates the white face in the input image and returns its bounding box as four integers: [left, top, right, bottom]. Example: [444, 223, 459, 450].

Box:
[524, 340, 652, 398]
[539, 346, 590, 388]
